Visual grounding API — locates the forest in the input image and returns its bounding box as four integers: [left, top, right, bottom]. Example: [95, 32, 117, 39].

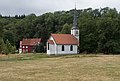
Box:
[0, 7, 120, 54]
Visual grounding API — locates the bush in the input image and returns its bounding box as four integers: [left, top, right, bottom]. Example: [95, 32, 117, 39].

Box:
[35, 43, 45, 53]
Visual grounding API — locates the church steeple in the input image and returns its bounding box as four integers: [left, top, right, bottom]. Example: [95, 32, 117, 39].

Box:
[71, 4, 79, 41]
[72, 4, 78, 30]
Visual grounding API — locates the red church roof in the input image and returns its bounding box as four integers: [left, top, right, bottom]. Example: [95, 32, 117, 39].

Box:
[22, 38, 41, 46]
[51, 34, 79, 45]
[48, 40, 54, 44]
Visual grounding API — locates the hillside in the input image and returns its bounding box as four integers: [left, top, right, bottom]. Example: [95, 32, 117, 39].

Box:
[0, 7, 120, 54]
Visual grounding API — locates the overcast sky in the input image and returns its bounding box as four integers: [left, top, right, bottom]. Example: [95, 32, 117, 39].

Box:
[0, 0, 120, 16]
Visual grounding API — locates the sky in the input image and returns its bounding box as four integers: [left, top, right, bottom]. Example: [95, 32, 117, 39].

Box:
[0, 0, 120, 16]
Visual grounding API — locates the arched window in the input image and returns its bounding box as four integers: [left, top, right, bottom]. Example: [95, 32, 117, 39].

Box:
[48, 43, 49, 50]
[70, 45, 73, 51]
[62, 45, 64, 51]
[76, 31, 78, 34]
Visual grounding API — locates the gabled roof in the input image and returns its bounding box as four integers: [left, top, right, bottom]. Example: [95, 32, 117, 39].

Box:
[51, 34, 79, 45]
[48, 40, 54, 44]
[22, 38, 41, 46]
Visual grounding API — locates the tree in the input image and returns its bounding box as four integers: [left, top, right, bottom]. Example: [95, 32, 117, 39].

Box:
[35, 43, 45, 53]
[0, 38, 6, 53]
[3, 31, 15, 45]
[5, 39, 16, 54]
[0, 22, 6, 53]
[97, 17, 120, 54]
[11, 46, 16, 54]
[61, 23, 71, 34]
[0, 7, 120, 54]
[79, 17, 98, 53]
[5, 39, 12, 54]
[0, 22, 3, 38]
[0, 14, 2, 18]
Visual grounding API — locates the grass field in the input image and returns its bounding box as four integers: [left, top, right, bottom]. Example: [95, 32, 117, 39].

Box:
[0, 54, 120, 81]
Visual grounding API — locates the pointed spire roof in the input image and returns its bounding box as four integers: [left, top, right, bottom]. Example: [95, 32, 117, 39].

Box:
[72, 4, 78, 30]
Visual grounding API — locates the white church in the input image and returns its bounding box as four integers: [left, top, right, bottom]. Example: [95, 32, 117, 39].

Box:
[47, 7, 79, 55]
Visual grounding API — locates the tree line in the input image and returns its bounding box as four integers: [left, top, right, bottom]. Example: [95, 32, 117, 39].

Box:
[0, 7, 120, 54]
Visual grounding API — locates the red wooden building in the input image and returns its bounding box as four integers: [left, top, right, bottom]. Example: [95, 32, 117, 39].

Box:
[19, 38, 41, 53]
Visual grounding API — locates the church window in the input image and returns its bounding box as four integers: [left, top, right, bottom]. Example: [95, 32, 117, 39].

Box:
[76, 31, 78, 34]
[48, 43, 49, 50]
[62, 45, 64, 51]
[70, 45, 73, 51]
[26, 46, 28, 48]
[23, 46, 25, 48]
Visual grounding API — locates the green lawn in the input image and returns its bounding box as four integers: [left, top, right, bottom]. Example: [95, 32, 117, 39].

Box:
[0, 54, 120, 81]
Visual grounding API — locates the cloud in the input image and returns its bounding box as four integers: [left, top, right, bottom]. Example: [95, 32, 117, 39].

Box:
[0, 0, 120, 16]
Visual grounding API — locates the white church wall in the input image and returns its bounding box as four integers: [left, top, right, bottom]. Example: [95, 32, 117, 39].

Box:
[49, 36, 54, 40]
[47, 43, 55, 55]
[49, 36, 56, 44]
[47, 36, 56, 55]
[56, 45, 78, 55]
[47, 36, 78, 55]
[71, 29, 79, 36]
[71, 29, 79, 41]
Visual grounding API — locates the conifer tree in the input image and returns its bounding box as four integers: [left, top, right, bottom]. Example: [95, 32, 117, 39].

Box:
[5, 39, 12, 54]
[0, 38, 6, 53]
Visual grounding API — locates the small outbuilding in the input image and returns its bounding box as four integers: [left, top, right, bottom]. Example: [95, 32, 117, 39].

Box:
[19, 38, 41, 53]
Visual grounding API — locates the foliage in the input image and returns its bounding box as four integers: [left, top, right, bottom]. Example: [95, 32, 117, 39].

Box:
[4, 39, 16, 54]
[0, 38, 6, 53]
[35, 43, 45, 53]
[61, 23, 71, 34]
[0, 7, 120, 54]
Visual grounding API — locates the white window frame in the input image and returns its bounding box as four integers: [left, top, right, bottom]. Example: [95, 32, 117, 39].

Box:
[23, 46, 25, 48]
[26, 46, 28, 48]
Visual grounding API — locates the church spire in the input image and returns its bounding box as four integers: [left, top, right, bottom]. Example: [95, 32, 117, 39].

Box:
[71, 4, 79, 42]
[72, 3, 78, 29]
